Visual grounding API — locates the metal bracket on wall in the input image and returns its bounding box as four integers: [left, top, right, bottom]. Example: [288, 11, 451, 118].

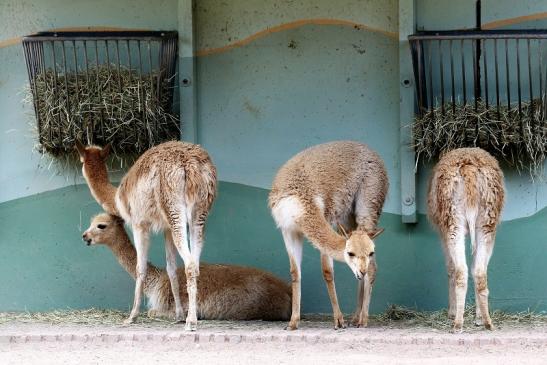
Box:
[178, 0, 198, 143]
[399, 0, 417, 223]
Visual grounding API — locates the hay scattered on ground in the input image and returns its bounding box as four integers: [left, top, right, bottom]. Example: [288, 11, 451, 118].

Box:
[376, 304, 547, 329]
[1, 306, 545, 329]
[0, 309, 171, 326]
[413, 98, 547, 176]
[23, 65, 179, 163]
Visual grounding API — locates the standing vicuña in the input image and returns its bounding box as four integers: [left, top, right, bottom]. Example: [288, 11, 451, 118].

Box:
[76, 141, 217, 331]
[269, 141, 388, 330]
[83, 213, 291, 321]
[428, 147, 504, 332]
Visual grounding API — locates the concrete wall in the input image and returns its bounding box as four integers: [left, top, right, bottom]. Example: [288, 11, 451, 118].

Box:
[1, 0, 547, 314]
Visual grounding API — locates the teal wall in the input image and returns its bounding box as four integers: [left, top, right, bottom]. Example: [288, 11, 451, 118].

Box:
[2, 182, 547, 312]
[1, 1, 547, 313]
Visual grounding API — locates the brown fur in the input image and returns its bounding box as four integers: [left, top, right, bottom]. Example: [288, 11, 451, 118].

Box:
[83, 214, 291, 321]
[76, 140, 217, 330]
[268, 141, 388, 330]
[427, 147, 505, 332]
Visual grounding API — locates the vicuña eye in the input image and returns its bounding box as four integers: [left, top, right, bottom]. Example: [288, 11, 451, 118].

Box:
[97, 224, 107, 229]
[369, 252, 375, 257]
[348, 252, 355, 257]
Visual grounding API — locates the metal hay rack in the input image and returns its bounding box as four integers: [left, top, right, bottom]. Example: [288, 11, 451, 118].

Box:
[409, 29, 547, 173]
[22, 30, 179, 156]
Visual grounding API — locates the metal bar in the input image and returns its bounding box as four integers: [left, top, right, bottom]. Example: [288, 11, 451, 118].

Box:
[516, 38, 522, 119]
[461, 39, 467, 106]
[439, 40, 445, 114]
[527, 39, 533, 117]
[105, 40, 113, 118]
[94, 40, 105, 139]
[137, 40, 147, 140]
[505, 39, 511, 110]
[494, 39, 500, 118]
[51, 41, 61, 141]
[415, 40, 424, 114]
[408, 30, 547, 41]
[72, 40, 82, 130]
[472, 39, 478, 111]
[126, 40, 137, 142]
[540, 39, 544, 120]
[23, 30, 178, 42]
[61, 41, 72, 141]
[428, 41, 433, 113]
[157, 40, 162, 102]
[115, 40, 122, 93]
[83, 40, 91, 142]
[148, 40, 154, 108]
[450, 39, 455, 113]
[23, 43, 42, 144]
[115, 40, 123, 139]
[483, 38, 489, 110]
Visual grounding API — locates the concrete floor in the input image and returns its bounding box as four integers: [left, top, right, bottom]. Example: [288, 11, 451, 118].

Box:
[1, 319, 547, 364]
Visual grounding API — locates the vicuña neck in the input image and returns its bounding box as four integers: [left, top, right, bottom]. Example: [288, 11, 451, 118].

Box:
[84, 162, 119, 216]
[108, 232, 160, 283]
[299, 209, 346, 262]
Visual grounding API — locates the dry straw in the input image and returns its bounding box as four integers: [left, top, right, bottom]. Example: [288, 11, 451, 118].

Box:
[413, 98, 547, 176]
[24, 65, 179, 165]
[1, 305, 545, 329]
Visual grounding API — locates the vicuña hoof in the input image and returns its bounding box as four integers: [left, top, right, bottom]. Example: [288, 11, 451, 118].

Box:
[123, 317, 136, 325]
[450, 322, 463, 334]
[185, 321, 197, 331]
[285, 321, 299, 331]
[334, 317, 346, 330]
[484, 322, 494, 331]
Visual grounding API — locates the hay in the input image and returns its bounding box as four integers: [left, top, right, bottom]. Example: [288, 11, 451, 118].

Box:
[413, 98, 547, 176]
[0, 309, 171, 326]
[376, 304, 547, 329]
[23, 65, 179, 161]
[1, 306, 546, 329]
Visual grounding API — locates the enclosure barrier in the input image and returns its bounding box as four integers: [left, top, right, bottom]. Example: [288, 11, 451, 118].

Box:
[22, 31, 178, 156]
[409, 30, 547, 173]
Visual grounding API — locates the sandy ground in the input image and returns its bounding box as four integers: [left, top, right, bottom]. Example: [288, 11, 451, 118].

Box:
[1, 319, 547, 364]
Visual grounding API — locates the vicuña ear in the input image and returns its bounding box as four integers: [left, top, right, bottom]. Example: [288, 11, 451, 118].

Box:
[369, 227, 385, 240]
[74, 140, 86, 158]
[100, 144, 111, 159]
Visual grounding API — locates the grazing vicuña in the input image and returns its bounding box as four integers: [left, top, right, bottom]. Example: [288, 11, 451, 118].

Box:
[269, 141, 388, 330]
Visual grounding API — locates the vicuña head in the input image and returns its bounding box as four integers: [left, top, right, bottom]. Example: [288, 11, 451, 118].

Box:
[82, 213, 124, 246]
[75, 141, 119, 216]
[341, 227, 383, 280]
[75, 141, 111, 181]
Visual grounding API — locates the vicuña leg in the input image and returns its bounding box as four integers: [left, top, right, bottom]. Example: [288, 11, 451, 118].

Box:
[358, 258, 377, 327]
[282, 229, 303, 330]
[169, 209, 198, 331]
[189, 207, 208, 270]
[445, 228, 467, 333]
[351, 279, 364, 327]
[125, 224, 151, 324]
[320, 254, 345, 329]
[442, 245, 457, 319]
[164, 229, 184, 322]
[472, 229, 495, 330]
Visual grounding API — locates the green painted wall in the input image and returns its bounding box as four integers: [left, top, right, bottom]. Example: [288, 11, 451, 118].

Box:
[1, 0, 547, 313]
[1, 182, 546, 313]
